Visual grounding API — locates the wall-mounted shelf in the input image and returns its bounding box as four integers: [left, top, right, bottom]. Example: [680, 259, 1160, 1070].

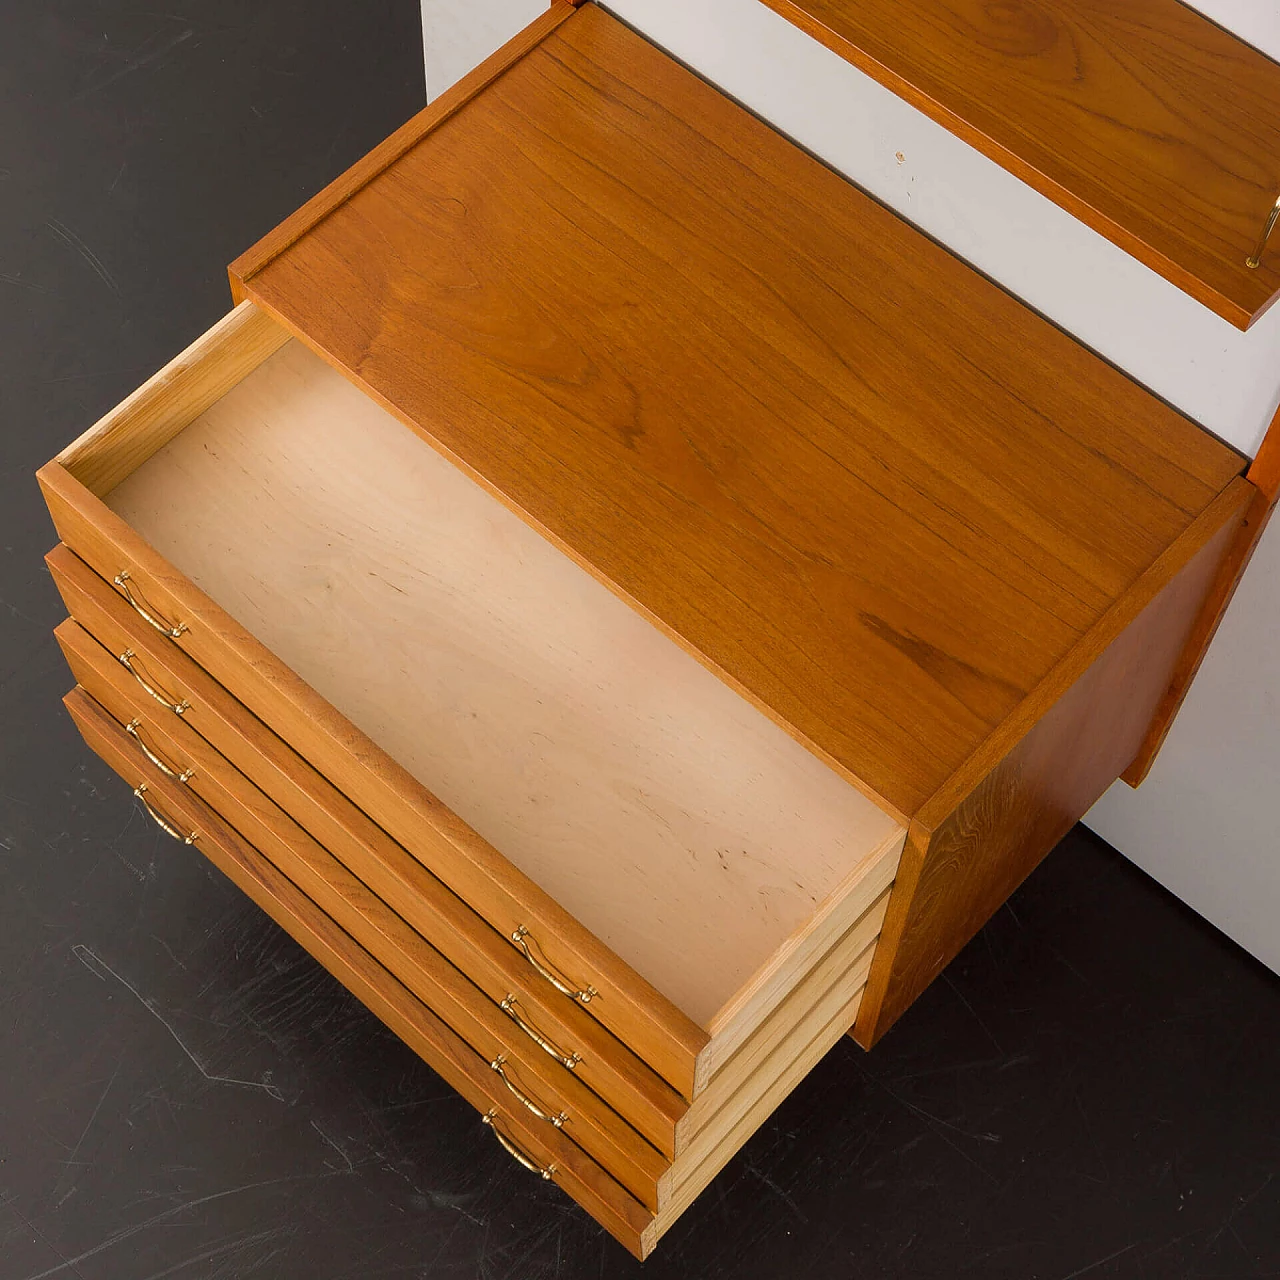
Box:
[760, 0, 1280, 329]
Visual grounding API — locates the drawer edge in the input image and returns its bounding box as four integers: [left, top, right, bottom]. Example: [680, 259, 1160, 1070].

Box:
[64, 685, 655, 1258]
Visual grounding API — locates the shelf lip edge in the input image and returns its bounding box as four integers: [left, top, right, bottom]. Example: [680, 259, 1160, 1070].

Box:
[228, 1, 583, 297]
[753, 0, 1280, 332]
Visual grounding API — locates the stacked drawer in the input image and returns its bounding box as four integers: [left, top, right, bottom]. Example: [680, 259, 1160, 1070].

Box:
[40, 304, 906, 1258]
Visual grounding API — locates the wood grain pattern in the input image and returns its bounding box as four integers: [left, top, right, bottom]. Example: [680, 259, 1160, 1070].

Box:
[854, 481, 1246, 1046]
[757, 0, 1280, 328]
[55, 616, 670, 1209]
[55, 301, 287, 496]
[63, 687, 654, 1258]
[242, 3, 1244, 821]
[100, 338, 905, 1040]
[37, 459, 709, 1098]
[227, 3, 579, 293]
[45, 544, 687, 1154]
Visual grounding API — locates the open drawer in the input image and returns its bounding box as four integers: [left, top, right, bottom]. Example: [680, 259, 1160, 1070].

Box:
[38, 301, 907, 1106]
[36, 0, 1260, 1256]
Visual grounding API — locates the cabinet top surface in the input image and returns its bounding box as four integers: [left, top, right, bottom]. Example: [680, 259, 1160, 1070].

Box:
[759, 0, 1280, 329]
[239, 3, 1242, 818]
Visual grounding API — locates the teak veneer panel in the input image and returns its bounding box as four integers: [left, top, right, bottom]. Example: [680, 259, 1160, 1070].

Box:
[855, 478, 1251, 1044]
[757, 0, 1280, 329]
[100, 339, 905, 1041]
[235, 3, 1245, 821]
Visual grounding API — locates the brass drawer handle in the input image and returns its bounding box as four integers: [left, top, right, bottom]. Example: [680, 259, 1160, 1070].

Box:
[481, 1110, 556, 1180]
[118, 649, 190, 716]
[489, 1055, 568, 1127]
[113, 570, 188, 639]
[125, 718, 194, 782]
[511, 925, 598, 1005]
[499, 995, 581, 1071]
[133, 783, 199, 845]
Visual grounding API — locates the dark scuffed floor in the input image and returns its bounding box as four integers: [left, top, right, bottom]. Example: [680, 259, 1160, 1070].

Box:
[3, 3, 1280, 1278]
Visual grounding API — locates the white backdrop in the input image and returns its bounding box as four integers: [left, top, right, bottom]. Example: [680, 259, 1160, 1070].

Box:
[421, 0, 1280, 976]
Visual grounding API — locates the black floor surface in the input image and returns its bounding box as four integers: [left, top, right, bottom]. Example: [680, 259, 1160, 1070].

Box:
[3, 3, 1280, 1277]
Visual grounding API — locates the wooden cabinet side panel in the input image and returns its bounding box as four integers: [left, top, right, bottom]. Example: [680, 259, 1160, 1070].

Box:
[853, 502, 1241, 1047]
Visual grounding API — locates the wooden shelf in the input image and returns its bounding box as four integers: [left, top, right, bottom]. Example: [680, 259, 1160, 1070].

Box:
[758, 0, 1280, 330]
[231, 1, 1244, 823]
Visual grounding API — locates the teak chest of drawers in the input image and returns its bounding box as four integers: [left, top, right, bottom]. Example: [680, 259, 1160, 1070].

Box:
[36, 2, 1271, 1258]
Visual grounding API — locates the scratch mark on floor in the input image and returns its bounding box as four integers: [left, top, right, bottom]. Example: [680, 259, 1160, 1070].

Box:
[744, 1161, 808, 1223]
[130, 1224, 293, 1280]
[151, 934, 188, 971]
[45, 220, 121, 296]
[5, 1199, 88, 1280]
[19, 1176, 316, 1280]
[1053, 1240, 1139, 1280]
[71, 27, 195, 102]
[72, 944, 284, 1101]
[0, 273, 51, 293]
[940, 971, 1004, 1055]
[309, 1120, 355, 1173]
[53, 1058, 122, 1189]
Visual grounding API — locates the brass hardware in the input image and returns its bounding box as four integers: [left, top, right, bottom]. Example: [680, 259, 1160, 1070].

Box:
[499, 995, 582, 1070]
[125, 718, 194, 782]
[489, 1055, 568, 1127]
[113, 571, 188, 639]
[511, 925, 597, 1004]
[481, 1110, 556, 1179]
[118, 649, 190, 715]
[1246, 194, 1280, 268]
[133, 783, 198, 844]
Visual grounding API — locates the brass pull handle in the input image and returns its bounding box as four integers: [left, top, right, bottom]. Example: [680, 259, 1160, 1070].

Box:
[133, 783, 199, 844]
[125, 719, 194, 782]
[481, 1110, 557, 1179]
[1246, 194, 1280, 269]
[511, 926, 597, 1005]
[118, 650, 190, 716]
[113, 571, 188, 639]
[489, 1055, 567, 1127]
[499, 995, 581, 1071]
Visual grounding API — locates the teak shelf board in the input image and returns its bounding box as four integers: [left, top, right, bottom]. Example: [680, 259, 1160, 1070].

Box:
[756, 0, 1280, 329]
[233, 2, 1244, 821]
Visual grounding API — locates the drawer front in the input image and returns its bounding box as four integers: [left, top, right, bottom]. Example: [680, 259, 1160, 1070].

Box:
[38, 457, 707, 1099]
[47, 544, 685, 1154]
[63, 685, 658, 1259]
[56, 628, 670, 1210]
